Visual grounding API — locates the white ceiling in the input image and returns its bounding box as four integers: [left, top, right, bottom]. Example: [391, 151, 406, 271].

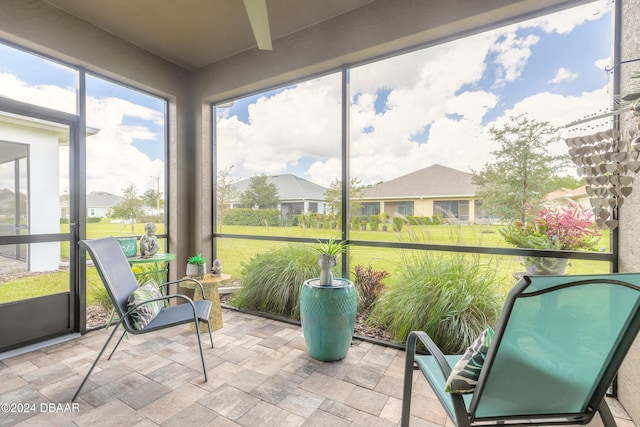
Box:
[42, 0, 377, 71]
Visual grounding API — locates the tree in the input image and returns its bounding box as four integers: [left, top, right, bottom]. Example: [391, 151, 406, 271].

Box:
[217, 165, 240, 232]
[141, 188, 161, 215]
[111, 183, 144, 232]
[239, 174, 279, 209]
[472, 114, 569, 224]
[545, 175, 585, 192]
[324, 177, 366, 225]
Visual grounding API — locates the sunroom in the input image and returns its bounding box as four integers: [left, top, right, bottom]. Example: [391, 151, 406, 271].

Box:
[0, 0, 639, 425]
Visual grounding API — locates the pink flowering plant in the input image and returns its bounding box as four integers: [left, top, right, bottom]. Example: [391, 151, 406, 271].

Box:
[500, 202, 600, 251]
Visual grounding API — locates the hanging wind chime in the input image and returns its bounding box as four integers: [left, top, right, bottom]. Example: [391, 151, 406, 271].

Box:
[565, 101, 640, 230]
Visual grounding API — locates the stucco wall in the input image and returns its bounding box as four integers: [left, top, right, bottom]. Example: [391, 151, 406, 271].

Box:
[617, 0, 640, 422]
[0, 120, 63, 271]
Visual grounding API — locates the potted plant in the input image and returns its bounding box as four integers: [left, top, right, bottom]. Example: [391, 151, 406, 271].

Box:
[300, 238, 357, 361]
[500, 202, 600, 274]
[186, 253, 207, 279]
[381, 213, 388, 231]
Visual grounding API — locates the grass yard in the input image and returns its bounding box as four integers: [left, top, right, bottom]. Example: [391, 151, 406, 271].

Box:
[1, 221, 611, 305]
[217, 223, 611, 296]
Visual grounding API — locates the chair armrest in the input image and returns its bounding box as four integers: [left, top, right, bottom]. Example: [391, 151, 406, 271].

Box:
[162, 278, 207, 300]
[405, 331, 469, 425]
[118, 293, 205, 333]
[409, 331, 453, 377]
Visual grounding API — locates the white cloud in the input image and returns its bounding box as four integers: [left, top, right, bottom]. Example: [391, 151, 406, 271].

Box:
[216, 3, 611, 188]
[523, 1, 610, 34]
[1, 1, 612, 196]
[595, 56, 611, 71]
[486, 86, 612, 174]
[548, 67, 578, 84]
[0, 72, 166, 197]
[83, 96, 165, 194]
[217, 76, 342, 182]
[0, 73, 76, 113]
[491, 33, 540, 85]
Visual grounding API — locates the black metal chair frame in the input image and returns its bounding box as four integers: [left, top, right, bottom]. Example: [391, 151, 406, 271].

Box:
[72, 237, 213, 401]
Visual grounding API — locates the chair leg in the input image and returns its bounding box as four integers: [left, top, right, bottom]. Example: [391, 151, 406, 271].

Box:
[401, 332, 419, 427]
[206, 320, 214, 348]
[598, 399, 616, 427]
[194, 319, 208, 382]
[401, 357, 414, 427]
[72, 323, 123, 401]
[107, 328, 128, 360]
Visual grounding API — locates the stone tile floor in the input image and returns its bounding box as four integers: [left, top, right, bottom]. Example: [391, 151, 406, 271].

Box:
[0, 308, 634, 427]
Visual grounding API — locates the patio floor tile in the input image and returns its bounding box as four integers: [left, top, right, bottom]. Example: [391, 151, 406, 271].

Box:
[0, 307, 632, 427]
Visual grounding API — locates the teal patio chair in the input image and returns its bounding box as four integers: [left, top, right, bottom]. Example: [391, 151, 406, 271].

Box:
[72, 237, 213, 401]
[401, 273, 640, 427]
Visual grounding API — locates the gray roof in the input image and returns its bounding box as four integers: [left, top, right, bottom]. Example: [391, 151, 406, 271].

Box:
[362, 164, 478, 199]
[233, 174, 327, 202]
[87, 191, 122, 207]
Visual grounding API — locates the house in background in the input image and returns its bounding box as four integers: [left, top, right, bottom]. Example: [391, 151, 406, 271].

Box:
[360, 164, 488, 224]
[232, 174, 328, 216]
[87, 191, 121, 218]
[544, 185, 589, 209]
[0, 112, 69, 271]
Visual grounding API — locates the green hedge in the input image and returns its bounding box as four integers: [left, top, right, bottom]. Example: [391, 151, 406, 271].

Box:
[62, 217, 102, 224]
[406, 216, 428, 225]
[222, 208, 281, 226]
[405, 215, 444, 225]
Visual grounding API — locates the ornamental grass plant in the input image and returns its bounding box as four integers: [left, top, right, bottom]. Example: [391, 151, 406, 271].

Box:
[231, 243, 320, 320]
[368, 251, 503, 353]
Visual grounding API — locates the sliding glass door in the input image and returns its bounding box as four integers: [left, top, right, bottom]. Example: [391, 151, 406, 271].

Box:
[0, 103, 80, 351]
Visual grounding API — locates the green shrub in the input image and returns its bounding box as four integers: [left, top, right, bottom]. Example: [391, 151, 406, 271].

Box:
[87, 217, 102, 223]
[138, 215, 161, 224]
[353, 264, 388, 314]
[288, 214, 299, 227]
[368, 252, 503, 353]
[392, 217, 404, 232]
[231, 244, 320, 320]
[89, 282, 113, 311]
[407, 216, 433, 225]
[351, 216, 360, 230]
[60, 217, 69, 224]
[223, 208, 280, 226]
[369, 214, 380, 231]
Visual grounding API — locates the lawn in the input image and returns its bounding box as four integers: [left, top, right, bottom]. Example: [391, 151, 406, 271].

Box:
[0, 221, 611, 305]
[217, 223, 611, 296]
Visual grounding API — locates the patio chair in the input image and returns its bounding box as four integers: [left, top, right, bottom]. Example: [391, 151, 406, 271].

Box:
[401, 273, 640, 427]
[72, 237, 213, 401]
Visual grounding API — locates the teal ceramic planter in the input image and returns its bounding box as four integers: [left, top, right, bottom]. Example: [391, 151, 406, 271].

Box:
[116, 237, 137, 257]
[300, 278, 357, 361]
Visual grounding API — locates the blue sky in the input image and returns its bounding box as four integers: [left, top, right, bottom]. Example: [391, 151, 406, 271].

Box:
[0, 45, 167, 195]
[216, 1, 613, 187]
[0, 1, 613, 194]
